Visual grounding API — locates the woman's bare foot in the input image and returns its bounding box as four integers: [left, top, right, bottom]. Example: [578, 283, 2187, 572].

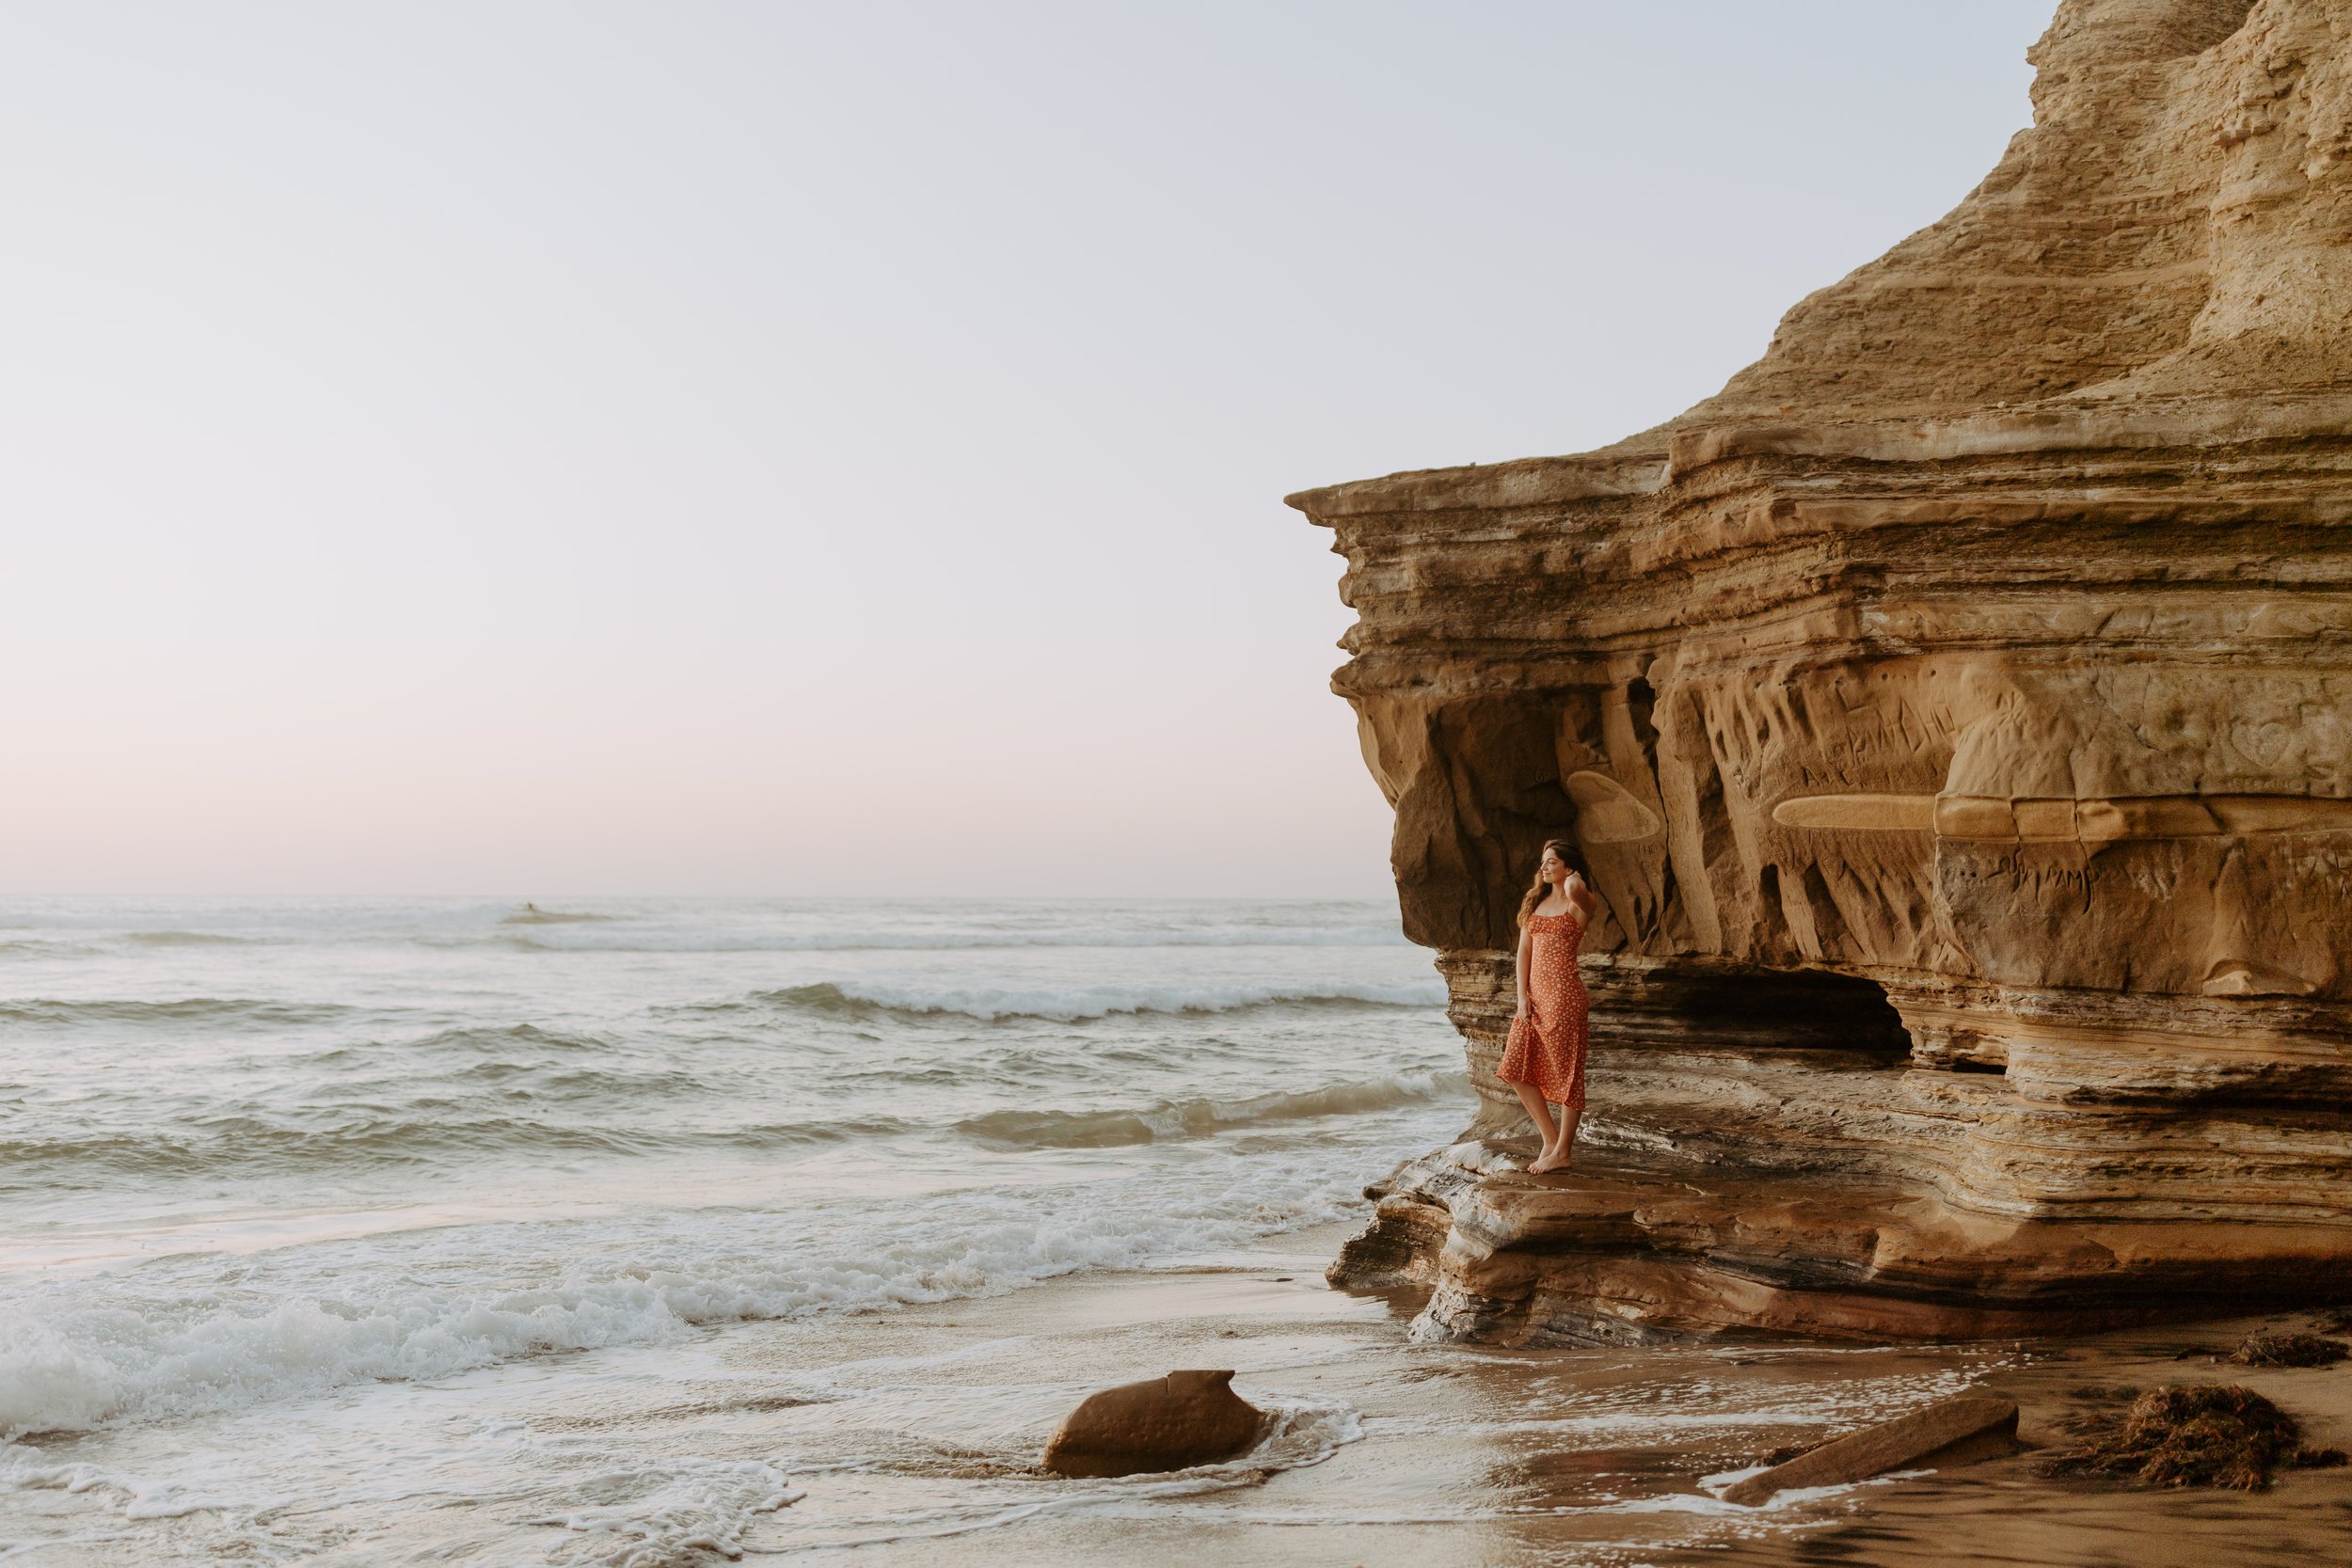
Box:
[1525, 1148, 1571, 1176]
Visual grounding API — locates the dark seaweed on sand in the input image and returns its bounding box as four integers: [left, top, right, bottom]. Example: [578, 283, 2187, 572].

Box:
[2233, 1330, 2351, 1368]
[2040, 1386, 2345, 1492]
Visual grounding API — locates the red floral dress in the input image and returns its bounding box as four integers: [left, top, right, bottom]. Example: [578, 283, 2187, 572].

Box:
[1499, 910, 1589, 1108]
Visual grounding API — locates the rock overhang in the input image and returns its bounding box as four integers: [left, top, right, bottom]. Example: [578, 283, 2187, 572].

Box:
[1301, 0, 2352, 1341]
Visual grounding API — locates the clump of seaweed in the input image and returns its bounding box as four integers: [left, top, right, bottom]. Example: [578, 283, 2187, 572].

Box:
[2233, 1331, 2350, 1368]
[2039, 1386, 2339, 1491]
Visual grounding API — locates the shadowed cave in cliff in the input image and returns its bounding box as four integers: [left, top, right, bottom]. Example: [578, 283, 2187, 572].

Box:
[1608, 965, 1915, 1058]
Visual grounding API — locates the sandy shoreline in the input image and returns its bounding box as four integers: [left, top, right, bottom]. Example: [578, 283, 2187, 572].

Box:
[744, 1224, 2352, 1566]
[745, 1227, 2352, 1565]
[8, 1219, 2348, 1565]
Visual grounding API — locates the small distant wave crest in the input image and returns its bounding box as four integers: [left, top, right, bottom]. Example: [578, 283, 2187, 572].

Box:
[0, 1112, 907, 1188]
[0, 939, 100, 959]
[497, 905, 613, 927]
[121, 930, 258, 948]
[0, 997, 350, 1029]
[496, 925, 1409, 954]
[955, 1071, 1462, 1148]
[752, 977, 1445, 1023]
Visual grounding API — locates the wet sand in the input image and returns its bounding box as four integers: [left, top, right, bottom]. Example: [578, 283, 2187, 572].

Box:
[8, 1221, 2347, 1564]
[1661, 1319, 2352, 1568]
[742, 1229, 2352, 1566]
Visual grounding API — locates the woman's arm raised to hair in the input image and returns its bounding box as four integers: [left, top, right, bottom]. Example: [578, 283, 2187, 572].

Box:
[1513, 918, 1534, 1018]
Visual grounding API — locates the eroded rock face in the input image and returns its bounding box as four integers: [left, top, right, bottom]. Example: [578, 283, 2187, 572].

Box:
[1295, 0, 2352, 1341]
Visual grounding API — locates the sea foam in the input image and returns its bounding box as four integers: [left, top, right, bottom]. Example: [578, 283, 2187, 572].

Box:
[0, 1112, 1454, 1440]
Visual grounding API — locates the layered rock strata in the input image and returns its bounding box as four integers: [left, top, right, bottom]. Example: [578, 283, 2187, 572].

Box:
[1295, 0, 2352, 1342]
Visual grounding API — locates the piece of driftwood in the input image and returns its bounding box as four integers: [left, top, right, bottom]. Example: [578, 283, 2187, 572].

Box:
[1723, 1393, 2019, 1506]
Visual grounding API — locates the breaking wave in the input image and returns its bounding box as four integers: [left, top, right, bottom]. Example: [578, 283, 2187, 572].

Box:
[0, 1129, 1442, 1439]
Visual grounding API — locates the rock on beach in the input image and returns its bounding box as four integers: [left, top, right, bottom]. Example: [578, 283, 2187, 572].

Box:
[1041, 1370, 1268, 1479]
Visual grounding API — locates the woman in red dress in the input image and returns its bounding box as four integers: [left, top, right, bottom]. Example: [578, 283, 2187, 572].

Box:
[1498, 838, 1596, 1174]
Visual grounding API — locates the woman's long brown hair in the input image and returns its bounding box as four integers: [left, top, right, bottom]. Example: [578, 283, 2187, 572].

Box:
[1517, 837, 1587, 927]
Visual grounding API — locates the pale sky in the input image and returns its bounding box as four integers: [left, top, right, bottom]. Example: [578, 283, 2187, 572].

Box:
[1, 2, 2052, 896]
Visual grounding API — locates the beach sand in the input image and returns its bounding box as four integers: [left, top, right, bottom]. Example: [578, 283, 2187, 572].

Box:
[773, 1249, 2352, 1568]
[17, 1219, 2345, 1565]
[749, 1247, 2352, 1567]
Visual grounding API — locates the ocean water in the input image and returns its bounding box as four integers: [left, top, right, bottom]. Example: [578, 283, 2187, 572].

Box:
[0, 896, 1474, 1560]
[5, 898, 2277, 1565]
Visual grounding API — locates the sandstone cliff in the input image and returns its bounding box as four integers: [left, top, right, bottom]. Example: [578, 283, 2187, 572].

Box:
[1294, 0, 2352, 1342]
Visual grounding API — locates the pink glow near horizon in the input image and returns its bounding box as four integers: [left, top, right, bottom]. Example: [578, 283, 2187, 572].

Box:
[1, 2, 2047, 895]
